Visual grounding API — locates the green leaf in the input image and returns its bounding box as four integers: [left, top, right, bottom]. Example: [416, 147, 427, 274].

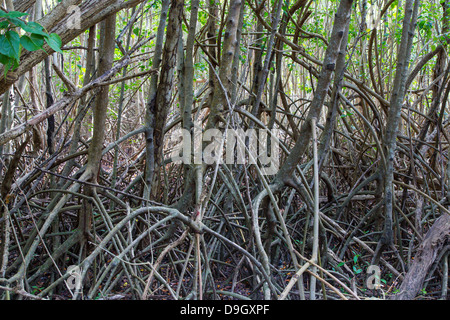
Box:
[22, 21, 48, 36]
[0, 31, 21, 61]
[30, 33, 45, 47]
[0, 53, 9, 66]
[6, 17, 27, 29]
[0, 20, 9, 29]
[0, 54, 13, 77]
[0, 10, 28, 19]
[45, 33, 62, 53]
[352, 265, 362, 274]
[20, 34, 44, 51]
[5, 11, 28, 18]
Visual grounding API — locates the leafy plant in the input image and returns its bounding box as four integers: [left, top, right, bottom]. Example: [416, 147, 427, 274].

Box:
[31, 285, 44, 294]
[0, 10, 62, 76]
[352, 252, 363, 274]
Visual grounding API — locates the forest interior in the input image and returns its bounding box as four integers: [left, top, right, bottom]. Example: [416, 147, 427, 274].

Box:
[0, 0, 449, 302]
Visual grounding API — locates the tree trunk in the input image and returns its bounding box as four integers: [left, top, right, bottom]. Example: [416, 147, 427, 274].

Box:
[206, 0, 242, 130]
[144, 0, 184, 200]
[274, 0, 354, 185]
[80, 14, 116, 244]
[143, 0, 170, 201]
[372, 0, 420, 264]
